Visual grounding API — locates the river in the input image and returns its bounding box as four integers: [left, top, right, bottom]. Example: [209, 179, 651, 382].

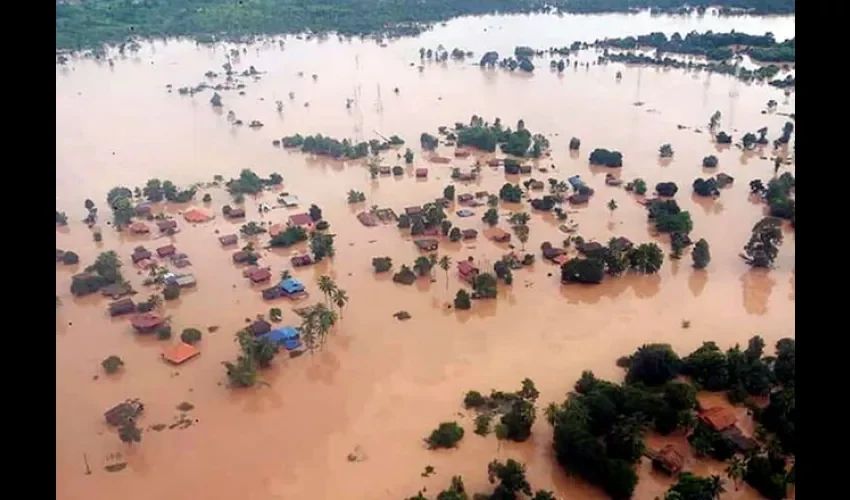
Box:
[56, 10, 795, 500]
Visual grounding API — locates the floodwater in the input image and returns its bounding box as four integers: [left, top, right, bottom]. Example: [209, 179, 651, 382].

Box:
[56, 11, 795, 500]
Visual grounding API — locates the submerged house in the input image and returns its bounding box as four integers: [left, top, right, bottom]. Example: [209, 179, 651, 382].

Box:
[280, 195, 300, 207]
[161, 342, 201, 365]
[647, 445, 685, 476]
[232, 250, 256, 264]
[262, 286, 282, 300]
[108, 298, 136, 317]
[156, 244, 177, 258]
[288, 212, 314, 229]
[414, 239, 439, 252]
[156, 220, 178, 233]
[415, 168, 429, 178]
[461, 229, 478, 240]
[291, 254, 314, 267]
[457, 260, 479, 283]
[720, 426, 758, 453]
[227, 208, 246, 219]
[279, 278, 306, 297]
[262, 326, 302, 351]
[219, 234, 238, 246]
[131, 247, 152, 264]
[248, 319, 272, 336]
[130, 313, 164, 333]
[248, 268, 272, 283]
[484, 227, 511, 243]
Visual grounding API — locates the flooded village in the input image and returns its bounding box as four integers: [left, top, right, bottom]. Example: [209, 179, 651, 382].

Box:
[56, 5, 795, 500]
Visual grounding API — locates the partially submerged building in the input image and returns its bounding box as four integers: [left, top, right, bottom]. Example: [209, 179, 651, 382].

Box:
[414, 239, 439, 252]
[457, 260, 479, 283]
[130, 313, 164, 333]
[108, 298, 136, 317]
[161, 342, 201, 365]
[104, 399, 144, 426]
[219, 234, 238, 246]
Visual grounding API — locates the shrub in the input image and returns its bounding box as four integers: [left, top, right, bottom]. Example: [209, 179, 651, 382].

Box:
[315, 220, 330, 231]
[372, 257, 393, 273]
[163, 283, 180, 301]
[180, 328, 202, 344]
[588, 148, 623, 167]
[626, 344, 681, 386]
[569, 137, 581, 150]
[692, 239, 711, 269]
[449, 227, 462, 242]
[655, 182, 678, 197]
[454, 289, 472, 310]
[464, 390, 486, 408]
[202, 193, 212, 202]
[101, 355, 124, 374]
[156, 325, 172, 340]
[426, 422, 464, 449]
[702, 155, 718, 168]
[474, 414, 492, 436]
[93, 232, 103, 242]
[269, 308, 283, 322]
[61, 251, 80, 265]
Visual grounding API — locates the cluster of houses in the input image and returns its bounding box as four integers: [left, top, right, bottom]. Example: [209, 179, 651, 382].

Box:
[262, 277, 308, 301]
[646, 405, 759, 477]
[248, 318, 303, 351]
[131, 243, 192, 269]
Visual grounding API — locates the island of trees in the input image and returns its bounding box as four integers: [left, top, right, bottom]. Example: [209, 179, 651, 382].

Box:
[593, 31, 794, 62]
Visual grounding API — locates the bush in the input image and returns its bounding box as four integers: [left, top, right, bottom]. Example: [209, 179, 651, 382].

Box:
[692, 239, 711, 269]
[180, 328, 202, 344]
[454, 289, 472, 310]
[569, 137, 581, 150]
[372, 257, 393, 273]
[156, 325, 172, 340]
[655, 182, 678, 197]
[588, 148, 623, 167]
[716, 131, 732, 144]
[93, 232, 103, 242]
[61, 251, 80, 265]
[463, 390, 486, 408]
[702, 155, 718, 168]
[269, 307, 283, 322]
[315, 220, 330, 231]
[101, 355, 124, 374]
[449, 227, 462, 242]
[499, 399, 536, 442]
[202, 193, 212, 202]
[693, 177, 720, 197]
[474, 414, 492, 436]
[392, 165, 404, 175]
[163, 283, 180, 301]
[426, 422, 464, 449]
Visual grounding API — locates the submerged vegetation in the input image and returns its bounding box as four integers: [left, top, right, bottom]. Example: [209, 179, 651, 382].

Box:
[594, 31, 794, 62]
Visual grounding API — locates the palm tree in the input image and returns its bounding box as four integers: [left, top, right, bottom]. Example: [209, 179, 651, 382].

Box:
[317, 275, 337, 306]
[427, 253, 438, 280]
[514, 224, 529, 251]
[300, 313, 317, 356]
[280, 269, 292, 281]
[607, 199, 618, 218]
[311, 304, 338, 348]
[724, 457, 745, 491]
[332, 288, 349, 319]
[708, 475, 725, 499]
[438, 255, 452, 291]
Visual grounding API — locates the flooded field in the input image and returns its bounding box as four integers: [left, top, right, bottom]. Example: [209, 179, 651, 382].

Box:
[56, 11, 795, 500]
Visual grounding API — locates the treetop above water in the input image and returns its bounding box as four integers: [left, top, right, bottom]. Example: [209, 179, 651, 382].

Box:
[56, 0, 796, 50]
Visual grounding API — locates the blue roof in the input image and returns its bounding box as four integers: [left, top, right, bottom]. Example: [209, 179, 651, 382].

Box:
[283, 338, 302, 351]
[262, 326, 299, 344]
[279, 278, 305, 294]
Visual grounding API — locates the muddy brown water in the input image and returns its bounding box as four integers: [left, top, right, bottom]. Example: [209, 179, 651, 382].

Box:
[57, 12, 794, 500]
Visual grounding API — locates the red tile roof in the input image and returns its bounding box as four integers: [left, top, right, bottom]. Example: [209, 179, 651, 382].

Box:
[162, 343, 200, 365]
[699, 407, 737, 431]
[156, 245, 176, 257]
[288, 213, 313, 227]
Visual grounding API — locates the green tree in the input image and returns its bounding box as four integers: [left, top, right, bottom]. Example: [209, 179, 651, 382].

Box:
[332, 288, 349, 319]
[426, 422, 464, 449]
[482, 208, 499, 226]
[742, 217, 783, 268]
[118, 420, 142, 446]
[487, 459, 532, 499]
[317, 275, 337, 306]
[692, 239, 711, 269]
[101, 355, 124, 374]
[607, 199, 618, 218]
[438, 255, 452, 291]
[181, 328, 202, 344]
[725, 456, 746, 491]
[626, 344, 681, 386]
[454, 289, 471, 310]
[443, 184, 455, 200]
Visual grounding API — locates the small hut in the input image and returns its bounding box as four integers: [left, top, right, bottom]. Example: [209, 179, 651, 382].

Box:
[458, 193, 474, 204]
[461, 229, 478, 240]
[484, 227, 511, 243]
[156, 220, 178, 233]
[519, 165, 533, 174]
[219, 234, 238, 246]
[291, 254, 314, 267]
[414, 239, 439, 251]
[129, 222, 150, 234]
[227, 208, 246, 219]
[183, 208, 212, 223]
[248, 319, 272, 336]
[457, 260, 479, 283]
[415, 168, 429, 178]
[130, 313, 164, 333]
[162, 343, 201, 365]
[131, 247, 152, 264]
[135, 203, 152, 217]
[248, 268, 272, 283]
[649, 445, 685, 476]
[232, 251, 255, 264]
[156, 244, 177, 258]
[108, 298, 136, 317]
[288, 213, 314, 228]
[568, 193, 591, 205]
[262, 287, 282, 300]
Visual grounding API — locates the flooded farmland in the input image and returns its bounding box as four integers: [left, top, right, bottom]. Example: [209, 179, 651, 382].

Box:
[56, 10, 795, 500]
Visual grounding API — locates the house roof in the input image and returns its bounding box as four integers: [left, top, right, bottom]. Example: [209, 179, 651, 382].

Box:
[720, 426, 758, 452]
[162, 342, 201, 365]
[289, 213, 313, 226]
[461, 229, 478, 238]
[219, 234, 238, 245]
[458, 261, 478, 276]
[652, 445, 685, 474]
[280, 278, 305, 294]
[130, 313, 163, 329]
[174, 274, 197, 287]
[281, 195, 300, 206]
[249, 268, 272, 282]
[699, 407, 737, 431]
[414, 239, 439, 250]
[157, 244, 176, 257]
[484, 227, 510, 241]
[249, 319, 272, 335]
[129, 222, 150, 233]
[156, 220, 178, 230]
[263, 326, 299, 343]
[183, 208, 212, 223]
[415, 168, 429, 176]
